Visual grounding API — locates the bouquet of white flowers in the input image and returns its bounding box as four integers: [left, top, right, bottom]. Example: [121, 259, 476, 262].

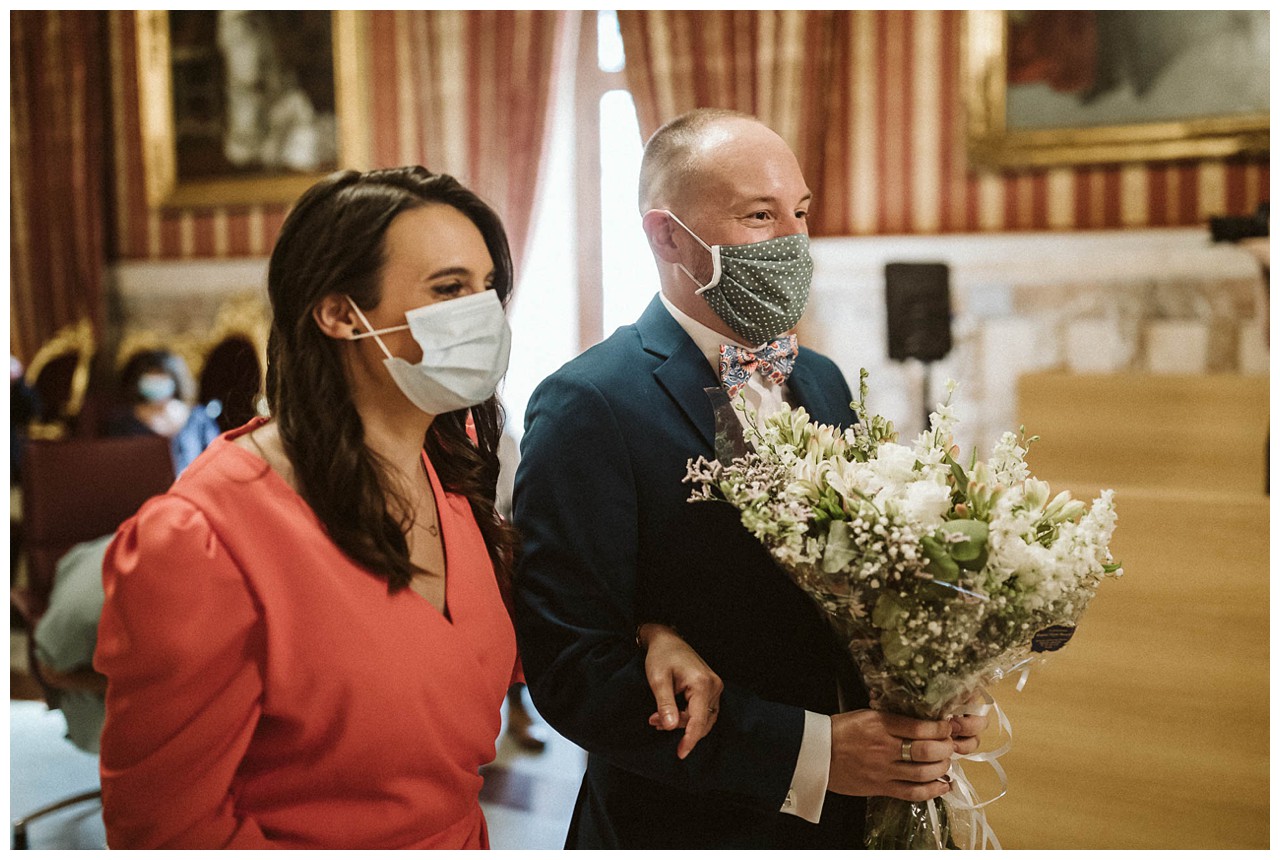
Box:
[685, 370, 1122, 849]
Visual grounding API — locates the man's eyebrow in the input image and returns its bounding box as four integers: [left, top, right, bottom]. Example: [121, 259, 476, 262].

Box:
[737, 192, 814, 207]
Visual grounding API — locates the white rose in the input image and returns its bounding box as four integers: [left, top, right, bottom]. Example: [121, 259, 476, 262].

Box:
[870, 442, 918, 486]
[900, 478, 952, 529]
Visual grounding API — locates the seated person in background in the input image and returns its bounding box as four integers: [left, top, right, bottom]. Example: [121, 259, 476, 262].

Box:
[30, 350, 218, 731]
[106, 349, 220, 475]
[32, 533, 114, 753]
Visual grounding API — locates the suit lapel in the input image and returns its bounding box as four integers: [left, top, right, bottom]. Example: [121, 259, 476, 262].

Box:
[636, 297, 718, 451]
[788, 351, 853, 429]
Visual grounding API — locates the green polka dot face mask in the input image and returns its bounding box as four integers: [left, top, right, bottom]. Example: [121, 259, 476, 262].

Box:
[665, 211, 813, 346]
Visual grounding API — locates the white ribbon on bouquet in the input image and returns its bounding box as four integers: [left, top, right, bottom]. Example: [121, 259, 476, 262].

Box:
[925, 688, 1015, 850]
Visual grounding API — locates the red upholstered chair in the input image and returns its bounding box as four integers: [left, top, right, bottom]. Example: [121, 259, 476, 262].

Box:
[10, 435, 175, 849]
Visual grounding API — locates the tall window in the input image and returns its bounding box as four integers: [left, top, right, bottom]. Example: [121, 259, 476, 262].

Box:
[597, 64, 658, 333]
[503, 11, 657, 438]
[500, 18, 578, 440]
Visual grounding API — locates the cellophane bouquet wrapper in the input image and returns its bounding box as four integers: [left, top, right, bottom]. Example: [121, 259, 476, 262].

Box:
[686, 371, 1122, 849]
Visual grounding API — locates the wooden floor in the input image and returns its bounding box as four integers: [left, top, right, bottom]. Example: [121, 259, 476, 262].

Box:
[976, 372, 1270, 849]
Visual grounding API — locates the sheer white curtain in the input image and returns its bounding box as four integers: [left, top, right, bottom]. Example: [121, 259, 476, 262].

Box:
[501, 17, 579, 441]
[503, 11, 658, 441]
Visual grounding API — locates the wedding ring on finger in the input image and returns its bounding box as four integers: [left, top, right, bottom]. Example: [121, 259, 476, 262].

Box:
[900, 739, 913, 762]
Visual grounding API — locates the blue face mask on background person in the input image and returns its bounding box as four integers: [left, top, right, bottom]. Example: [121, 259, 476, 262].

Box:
[665, 210, 813, 346]
[346, 290, 512, 415]
[137, 374, 177, 403]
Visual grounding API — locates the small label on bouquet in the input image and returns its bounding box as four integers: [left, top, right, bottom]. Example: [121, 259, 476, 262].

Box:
[1031, 625, 1075, 652]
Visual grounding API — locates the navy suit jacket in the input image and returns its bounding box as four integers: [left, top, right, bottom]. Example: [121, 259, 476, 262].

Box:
[513, 295, 869, 849]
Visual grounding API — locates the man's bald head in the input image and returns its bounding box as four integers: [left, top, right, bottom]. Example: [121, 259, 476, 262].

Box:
[635, 108, 811, 337]
[638, 108, 763, 214]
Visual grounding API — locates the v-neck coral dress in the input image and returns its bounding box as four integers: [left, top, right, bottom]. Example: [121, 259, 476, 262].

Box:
[94, 419, 520, 849]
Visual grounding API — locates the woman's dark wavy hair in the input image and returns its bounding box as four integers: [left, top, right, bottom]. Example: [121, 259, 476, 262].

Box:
[265, 166, 519, 594]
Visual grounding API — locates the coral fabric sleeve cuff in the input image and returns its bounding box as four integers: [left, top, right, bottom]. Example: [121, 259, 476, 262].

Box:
[780, 710, 831, 824]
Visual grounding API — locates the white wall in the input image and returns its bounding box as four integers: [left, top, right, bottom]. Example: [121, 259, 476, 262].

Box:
[803, 227, 1267, 456]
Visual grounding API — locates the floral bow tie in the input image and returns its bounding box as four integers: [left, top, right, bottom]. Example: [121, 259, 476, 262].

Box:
[718, 335, 799, 399]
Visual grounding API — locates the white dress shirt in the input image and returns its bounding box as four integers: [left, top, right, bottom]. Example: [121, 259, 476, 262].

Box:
[658, 293, 833, 824]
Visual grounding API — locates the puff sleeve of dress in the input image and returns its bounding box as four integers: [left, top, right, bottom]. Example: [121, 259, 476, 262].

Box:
[95, 495, 274, 849]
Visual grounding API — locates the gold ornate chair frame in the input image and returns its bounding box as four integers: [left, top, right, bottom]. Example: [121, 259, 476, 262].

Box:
[23, 319, 96, 441]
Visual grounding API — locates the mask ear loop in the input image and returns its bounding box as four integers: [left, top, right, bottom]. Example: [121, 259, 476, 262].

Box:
[343, 296, 407, 361]
[343, 296, 407, 360]
[664, 211, 722, 295]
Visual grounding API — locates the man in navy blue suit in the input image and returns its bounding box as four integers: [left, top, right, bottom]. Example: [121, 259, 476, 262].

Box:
[513, 109, 982, 849]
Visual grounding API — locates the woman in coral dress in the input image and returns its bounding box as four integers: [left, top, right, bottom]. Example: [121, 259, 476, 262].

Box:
[94, 167, 723, 849]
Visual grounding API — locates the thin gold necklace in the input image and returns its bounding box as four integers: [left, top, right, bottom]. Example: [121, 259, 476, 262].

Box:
[419, 459, 440, 537]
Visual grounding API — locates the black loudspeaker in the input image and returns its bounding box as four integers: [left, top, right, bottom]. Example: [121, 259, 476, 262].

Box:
[885, 262, 952, 362]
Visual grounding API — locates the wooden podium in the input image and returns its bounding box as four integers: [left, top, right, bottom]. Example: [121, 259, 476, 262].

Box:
[977, 372, 1269, 850]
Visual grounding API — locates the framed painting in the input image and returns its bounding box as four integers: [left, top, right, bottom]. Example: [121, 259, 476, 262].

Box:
[136, 10, 371, 208]
[965, 10, 1269, 169]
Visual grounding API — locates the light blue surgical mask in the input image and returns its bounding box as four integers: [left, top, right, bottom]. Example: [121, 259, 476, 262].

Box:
[665, 210, 813, 345]
[346, 290, 512, 415]
[137, 374, 177, 403]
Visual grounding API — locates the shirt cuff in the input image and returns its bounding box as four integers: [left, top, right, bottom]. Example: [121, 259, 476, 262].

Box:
[779, 710, 832, 824]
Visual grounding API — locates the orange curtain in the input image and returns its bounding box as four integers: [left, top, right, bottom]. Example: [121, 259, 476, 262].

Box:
[370, 10, 563, 268]
[10, 11, 110, 363]
[617, 11, 840, 231]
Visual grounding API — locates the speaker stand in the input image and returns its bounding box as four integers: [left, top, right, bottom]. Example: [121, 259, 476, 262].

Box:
[920, 359, 934, 435]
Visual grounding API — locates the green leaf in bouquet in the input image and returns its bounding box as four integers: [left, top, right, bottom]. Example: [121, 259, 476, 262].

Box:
[822, 520, 859, 574]
[1102, 562, 1123, 574]
[956, 546, 988, 573]
[871, 591, 907, 630]
[939, 519, 988, 563]
[943, 451, 969, 487]
[920, 535, 960, 582]
[817, 487, 846, 522]
[880, 628, 914, 668]
[1033, 520, 1058, 548]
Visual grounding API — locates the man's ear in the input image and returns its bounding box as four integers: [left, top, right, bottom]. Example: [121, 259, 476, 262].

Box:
[313, 294, 362, 340]
[641, 209, 683, 264]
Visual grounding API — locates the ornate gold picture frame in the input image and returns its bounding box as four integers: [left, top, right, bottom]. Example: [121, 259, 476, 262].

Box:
[965, 10, 1269, 169]
[136, 10, 370, 208]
